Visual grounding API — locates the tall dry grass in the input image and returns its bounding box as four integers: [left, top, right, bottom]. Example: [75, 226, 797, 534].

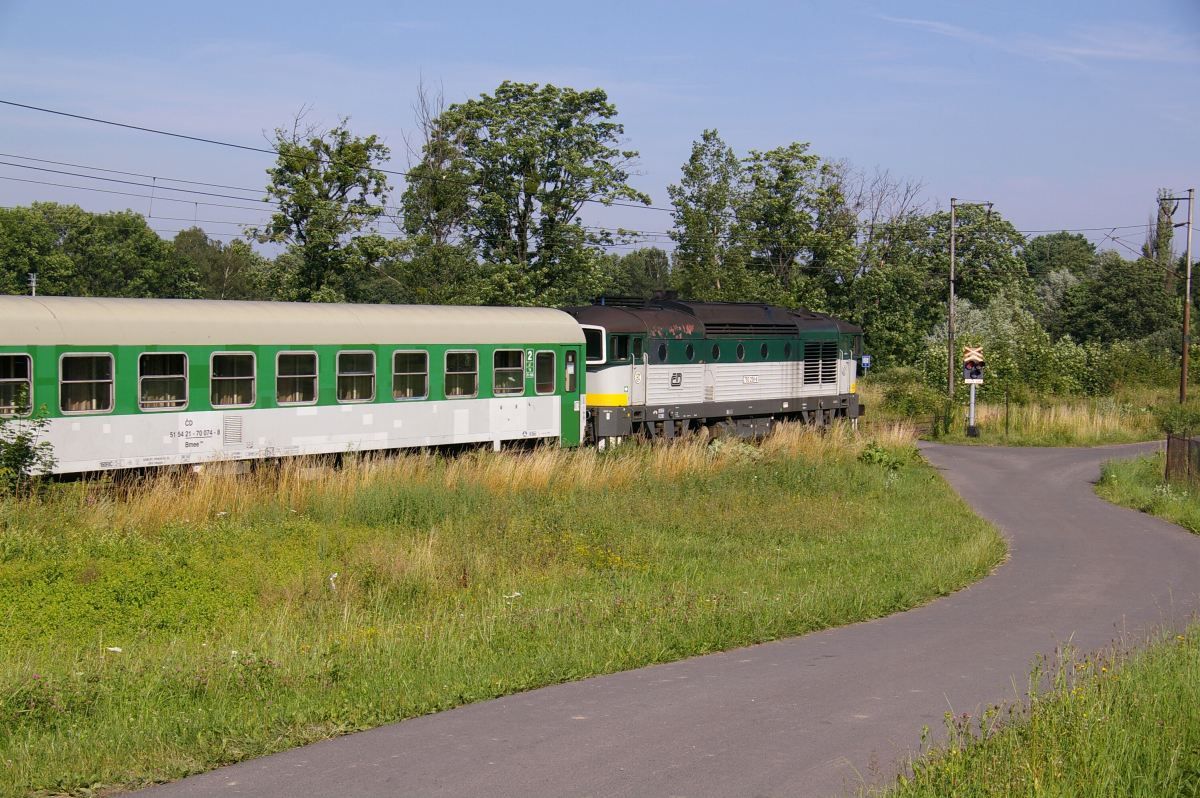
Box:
[52, 421, 919, 534]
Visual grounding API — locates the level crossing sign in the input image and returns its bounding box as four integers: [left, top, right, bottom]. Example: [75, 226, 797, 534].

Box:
[963, 346, 984, 384]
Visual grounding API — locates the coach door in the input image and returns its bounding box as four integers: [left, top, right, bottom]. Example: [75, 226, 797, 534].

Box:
[630, 337, 647, 406]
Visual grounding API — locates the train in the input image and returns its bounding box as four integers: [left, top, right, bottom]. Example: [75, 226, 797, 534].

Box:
[0, 295, 862, 474]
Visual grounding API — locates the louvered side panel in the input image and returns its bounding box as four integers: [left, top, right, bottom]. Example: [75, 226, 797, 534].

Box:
[710, 363, 792, 402]
[223, 415, 243, 448]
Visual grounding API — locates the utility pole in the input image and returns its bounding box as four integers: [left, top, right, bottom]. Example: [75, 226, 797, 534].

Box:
[947, 198, 993, 400]
[1160, 190, 1194, 403]
[27, 272, 36, 297]
[948, 199, 956, 399]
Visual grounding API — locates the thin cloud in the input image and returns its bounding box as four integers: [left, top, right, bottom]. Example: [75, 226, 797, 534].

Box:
[882, 15, 1200, 66]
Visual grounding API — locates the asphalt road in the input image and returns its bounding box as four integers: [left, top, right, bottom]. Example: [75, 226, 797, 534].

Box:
[139, 441, 1200, 798]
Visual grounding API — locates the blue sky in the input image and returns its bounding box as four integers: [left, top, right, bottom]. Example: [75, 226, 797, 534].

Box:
[1, 0, 1198, 257]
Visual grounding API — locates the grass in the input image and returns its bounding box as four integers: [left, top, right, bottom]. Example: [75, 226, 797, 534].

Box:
[864, 451, 1200, 797]
[0, 423, 1004, 796]
[858, 383, 1166, 447]
[1096, 452, 1200, 532]
[868, 629, 1200, 798]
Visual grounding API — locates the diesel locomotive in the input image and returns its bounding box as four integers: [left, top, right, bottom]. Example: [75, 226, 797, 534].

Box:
[565, 299, 862, 445]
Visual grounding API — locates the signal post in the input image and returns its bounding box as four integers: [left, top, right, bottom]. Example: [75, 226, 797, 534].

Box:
[963, 346, 984, 437]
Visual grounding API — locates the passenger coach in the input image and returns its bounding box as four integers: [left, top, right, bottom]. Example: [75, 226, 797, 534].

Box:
[0, 296, 585, 474]
[564, 299, 862, 444]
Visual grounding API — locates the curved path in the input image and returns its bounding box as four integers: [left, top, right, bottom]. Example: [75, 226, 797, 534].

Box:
[141, 441, 1200, 798]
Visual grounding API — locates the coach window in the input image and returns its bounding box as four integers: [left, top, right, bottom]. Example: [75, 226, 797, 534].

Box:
[784, 342, 792, 358]
[211, 353, 255, 408]
[0, 354, 32, 416]
[392, 351, 428, 400]
[685, 343, 694, 362]
[139, 353, 188, 411]
[760, 343, 769, 359]
[445, 351, 478, 398]
[656, 343, 668, 363]
[565, 350, 577, 393]
[337, 351, 375, 403]
[736, 343, 746, 362]
[711, 343, 721, 361]
[60, 353, 113, 414]
[493, 350, 524, 396]
[277, 352, 318, 405]
[535, 351, 556, 395]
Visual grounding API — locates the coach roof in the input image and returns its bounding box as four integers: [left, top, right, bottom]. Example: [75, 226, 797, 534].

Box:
[0, 296, 585, 347]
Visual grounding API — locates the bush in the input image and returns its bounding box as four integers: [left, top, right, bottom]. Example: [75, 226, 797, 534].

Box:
[876, 367, 944, 418]
[1155, 401, 1200, 435]
[0, 409, 55, 497]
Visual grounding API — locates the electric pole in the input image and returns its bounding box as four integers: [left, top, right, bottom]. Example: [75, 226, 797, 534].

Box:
[28, 272, 36, 297]
[1159, 190, 1194, 403]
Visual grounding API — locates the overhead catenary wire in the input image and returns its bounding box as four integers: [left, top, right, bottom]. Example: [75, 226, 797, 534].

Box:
[0, 98, 672, 213]
[0, 144, 1172, 247]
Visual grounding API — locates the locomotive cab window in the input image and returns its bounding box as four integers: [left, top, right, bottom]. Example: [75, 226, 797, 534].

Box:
[445, 351, 478, 398]
[392, 351, 428, 400]
[60, 353, 113, 414]
[535, 351, 555, 395]
[337, 351, 375, 403]
[493, 350, 524, 396]
[211, 353, 255, 408]
[0, 354, 32, 416]
[277, 352, 318, 405]
[632, 337, 644, 361]
[581, 325, 606, 365]
[139, 353, 188, 411]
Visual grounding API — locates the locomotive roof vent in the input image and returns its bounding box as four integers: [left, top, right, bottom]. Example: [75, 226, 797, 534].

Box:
[702, 322, 799, 338]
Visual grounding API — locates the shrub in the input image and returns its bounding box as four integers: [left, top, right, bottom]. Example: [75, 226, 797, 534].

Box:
[1155, 400, 1200, 435]
[0, 408, 55, 497]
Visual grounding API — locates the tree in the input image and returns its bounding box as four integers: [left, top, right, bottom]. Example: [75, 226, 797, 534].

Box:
[1145, 189, 1177, 294]
[916, 205, 1030, 306]
[668, 130, 751, 300]
[738, 143, 856, 300]
[257, 116, 392, 302]
[1023, 231, 1095, 281]
[405, 81, 650, 305]
[398, 81, 484, 305]
[600, 247, 671, 298]
[172, 228, 273, 300]
[1061, 250, 1176, 344]
[0, 203, 196, 298]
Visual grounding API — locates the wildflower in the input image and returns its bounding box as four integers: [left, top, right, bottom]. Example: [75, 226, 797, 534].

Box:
[328, 572, 339, 591]
[504, 591, 522, 600]
[105, 646, 123, 653]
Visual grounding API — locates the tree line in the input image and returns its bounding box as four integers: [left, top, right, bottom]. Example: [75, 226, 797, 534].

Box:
[0, 80, 1188, 396]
